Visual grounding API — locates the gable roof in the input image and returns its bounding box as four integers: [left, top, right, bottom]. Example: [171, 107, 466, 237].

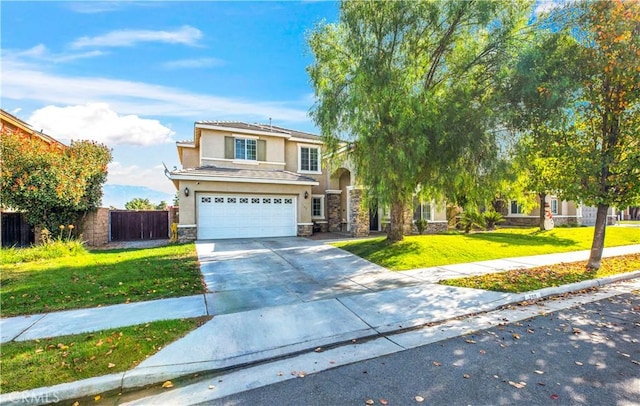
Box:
[0, 109, 66, 148]
[179, 120, 322, 149]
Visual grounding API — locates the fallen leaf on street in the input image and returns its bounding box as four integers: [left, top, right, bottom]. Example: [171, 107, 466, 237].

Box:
[380, 399, 389, 405]
[433, 361, 442, 367]
[534, 370, 544, 375]
[512, 333, 520, 340]
[465, 339, 476, 344]
[415, 395, 425, 402]
[575, 361, 583, 366]
[463, 374, 470, 379]
[162, 381, 173, 388]
[208, 385, 215, 389]
[508, 381, 526, 389]
[365, 399, 374, 405]
[551, 394, 559, 400]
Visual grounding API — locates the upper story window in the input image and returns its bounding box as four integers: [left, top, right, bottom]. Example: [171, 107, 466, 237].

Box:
[510, 200, 523, 215]
[225, 136, 266, 162]
[235, 138, 257, 161]
[299, 146, 320, 173]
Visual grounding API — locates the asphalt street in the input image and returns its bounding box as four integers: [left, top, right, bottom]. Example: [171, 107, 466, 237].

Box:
[203, 292, 640, 406]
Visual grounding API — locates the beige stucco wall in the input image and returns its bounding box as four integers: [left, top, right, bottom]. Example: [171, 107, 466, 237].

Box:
[179, 147, 200, 169]
[177, 180, 313, 226]
[521, 197, 578, 217]
[433, 205, 447, 222]
[196, 129, 287, 170]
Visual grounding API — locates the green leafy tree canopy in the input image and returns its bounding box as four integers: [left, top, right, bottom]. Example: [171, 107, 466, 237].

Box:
[1, 129, 112, 231]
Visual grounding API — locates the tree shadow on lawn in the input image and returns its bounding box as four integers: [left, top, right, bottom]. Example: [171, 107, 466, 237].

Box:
[1, 248, 206, 317]
[463, 231, 578, 248]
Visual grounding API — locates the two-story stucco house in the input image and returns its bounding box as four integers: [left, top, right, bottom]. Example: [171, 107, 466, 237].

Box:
[168, 121, 449, 241]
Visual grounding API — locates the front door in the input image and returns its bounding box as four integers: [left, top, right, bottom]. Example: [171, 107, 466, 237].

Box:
[369, 207, 379, 231]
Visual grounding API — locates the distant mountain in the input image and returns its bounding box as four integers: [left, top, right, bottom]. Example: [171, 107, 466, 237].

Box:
[101, 184, 175, 209]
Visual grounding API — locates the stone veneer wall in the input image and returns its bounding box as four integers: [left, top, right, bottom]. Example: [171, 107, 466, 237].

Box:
[178, 225, 197, 242]
[503, 215, 616, 227]
[327, 193, 342, 232]
[81, 208, 109, 247]
[348, 189, 369, 237]
[297, 224, 313, 237]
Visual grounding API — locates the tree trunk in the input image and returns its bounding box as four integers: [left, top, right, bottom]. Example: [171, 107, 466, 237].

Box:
[587, 204, 609, 270]
[539, 192, 546, 231]
[387, 199, 405, 243]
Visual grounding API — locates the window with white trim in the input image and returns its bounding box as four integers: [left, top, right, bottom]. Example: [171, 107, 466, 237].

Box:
[299, 146, 320, 173]
[413, 198, 432, 221]
[550, 199, 558, 215]
[510, 200, 523, 215]
[311, 195, 324, 219]
[235, 138, 256, 161]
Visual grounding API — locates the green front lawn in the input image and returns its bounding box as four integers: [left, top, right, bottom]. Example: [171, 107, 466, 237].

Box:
[334, 227, 640, 271]
[0, 317, 209, 394]
[441, 253, 640, 293]
[1, 243, 206, 317]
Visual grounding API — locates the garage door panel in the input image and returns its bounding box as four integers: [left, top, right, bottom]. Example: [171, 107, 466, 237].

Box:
[198, 194, 297, 239]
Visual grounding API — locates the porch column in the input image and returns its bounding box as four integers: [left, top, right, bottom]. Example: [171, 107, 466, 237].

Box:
[348, 187, 369, 237]
[326, 190, 342, 232]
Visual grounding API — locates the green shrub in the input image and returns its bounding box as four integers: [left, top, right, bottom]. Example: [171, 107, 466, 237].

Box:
[415, 219, 428, 234]
[483, 210, 505, 230]
[460, 210, 485, 233]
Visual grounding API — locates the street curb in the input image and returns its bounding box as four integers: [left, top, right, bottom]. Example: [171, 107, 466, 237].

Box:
[2, 270, 639, 406]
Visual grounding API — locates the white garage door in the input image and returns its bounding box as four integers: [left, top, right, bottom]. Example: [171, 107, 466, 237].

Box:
[198, 194, 297, 239]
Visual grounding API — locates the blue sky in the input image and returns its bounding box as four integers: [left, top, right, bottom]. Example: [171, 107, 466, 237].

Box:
[1, 1, 339, 207]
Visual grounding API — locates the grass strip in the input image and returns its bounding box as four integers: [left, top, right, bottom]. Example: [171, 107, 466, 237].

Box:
[441, 253, 640, 293]
[1, 243, 205, 317]
[0, 317, 209, 394]
[333, 227, 640, 271]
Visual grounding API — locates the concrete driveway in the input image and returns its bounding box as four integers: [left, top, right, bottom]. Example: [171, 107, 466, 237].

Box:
[197, 237, 423, 316]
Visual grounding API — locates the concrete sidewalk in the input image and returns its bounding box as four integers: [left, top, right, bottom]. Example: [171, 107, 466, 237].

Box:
[1, 244, 639, 405]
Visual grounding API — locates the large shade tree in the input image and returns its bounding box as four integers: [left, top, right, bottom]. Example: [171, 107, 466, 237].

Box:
[1, 128, 112, 232]
[505, 31, 581, 230]
[308, 0, 532, 242]
[554, 0, 640, 269]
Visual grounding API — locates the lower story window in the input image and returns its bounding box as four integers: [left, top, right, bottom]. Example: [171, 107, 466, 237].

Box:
[510, 200, 523, 215]
[551, 199, 558, 215]
[413, 198, 432, 221]
[312, 196, 324, 218]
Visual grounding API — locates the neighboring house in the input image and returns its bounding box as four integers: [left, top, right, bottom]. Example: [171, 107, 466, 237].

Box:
[502, 195, 617, 227]
[0, 109, 66, 150]
[168, 121, 448, 241]
[0, 109, 67, 247]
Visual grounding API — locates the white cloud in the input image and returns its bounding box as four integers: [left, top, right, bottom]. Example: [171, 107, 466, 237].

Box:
[107, 162, 176, 194]
[71, 25, 203, 49]
[12, 44, 105, 63]
[65, 2, 125, 14]
[2, 57, 310, 123]
[162, 57, 225, 69]
[28, 103, 175, 146]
